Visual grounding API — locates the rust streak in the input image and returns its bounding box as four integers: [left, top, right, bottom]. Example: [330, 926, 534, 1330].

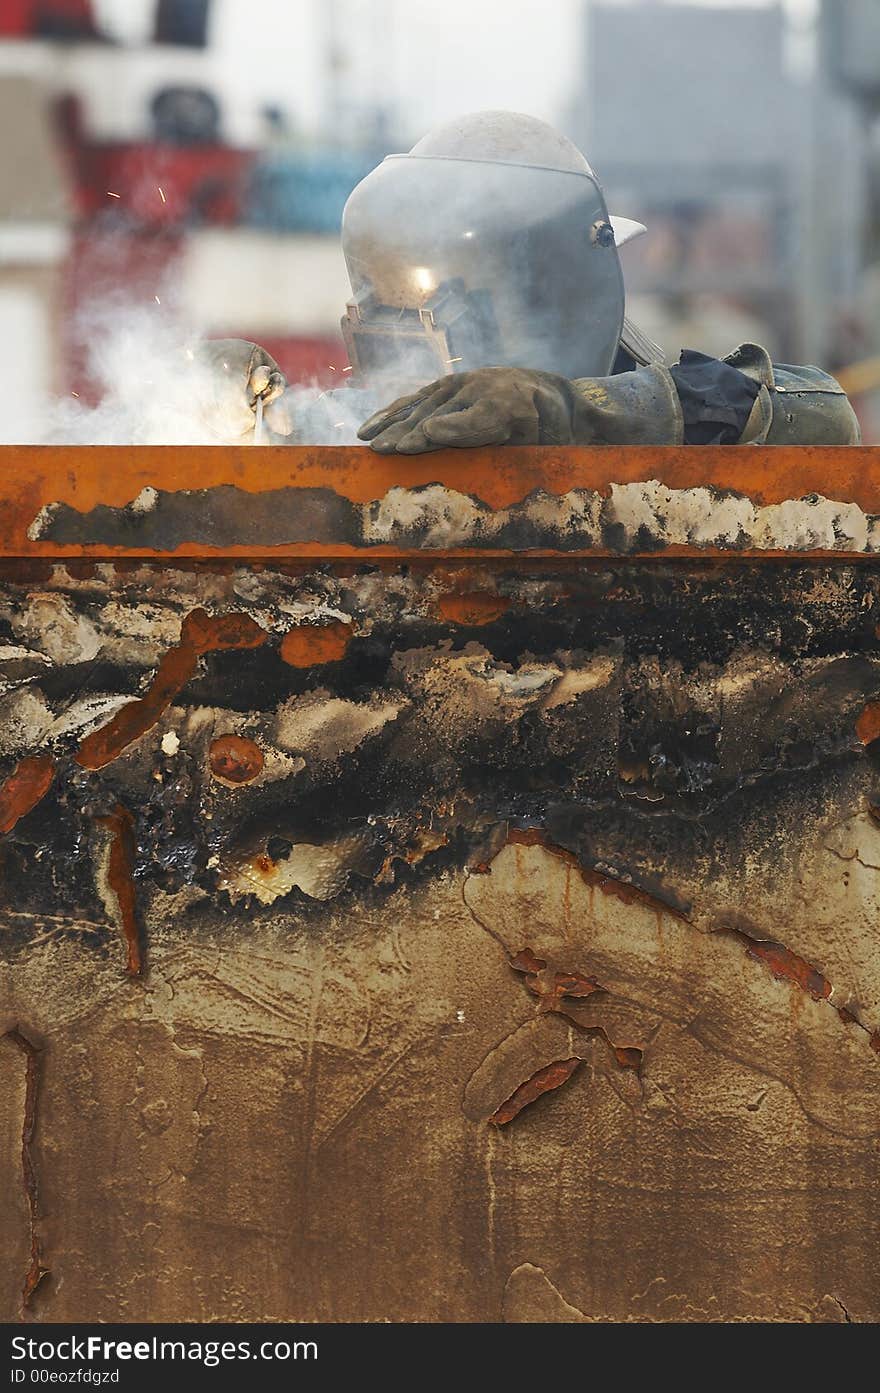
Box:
[76, 608, 267, 769]
[504, 832, 846, 1036]
[504, 826, 688, 918]
[280, 621, 352, 668]
[96, 804, 143, 976]
[4, 1028, 48, 1311]
[490, 1057, 583, 1126]
[0, 755, 55, 835]
[503, 833, 845, 1021]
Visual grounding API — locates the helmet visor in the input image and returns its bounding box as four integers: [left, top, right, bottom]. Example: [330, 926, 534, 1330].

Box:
[341, 154, 625, 388]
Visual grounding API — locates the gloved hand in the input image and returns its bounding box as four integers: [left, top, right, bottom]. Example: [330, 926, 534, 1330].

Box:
[191, 339, 293, 441]
[357, 362, 686, 452]
[357, 367, 576, 453]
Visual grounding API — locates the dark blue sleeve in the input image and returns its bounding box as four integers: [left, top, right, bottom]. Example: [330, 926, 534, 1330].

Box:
[670, 349, 760, 445]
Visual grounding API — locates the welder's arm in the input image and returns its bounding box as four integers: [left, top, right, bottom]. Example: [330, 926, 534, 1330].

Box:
[190, 339, 294, 441]
[357, 350, 860, 451]
[357, 364, 687, 452]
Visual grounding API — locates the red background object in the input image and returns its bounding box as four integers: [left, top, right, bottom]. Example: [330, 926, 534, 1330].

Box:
[0, 1, 100, 38]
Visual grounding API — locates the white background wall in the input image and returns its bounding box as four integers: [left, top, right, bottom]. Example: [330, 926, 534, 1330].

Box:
[0, 282, 51, 443]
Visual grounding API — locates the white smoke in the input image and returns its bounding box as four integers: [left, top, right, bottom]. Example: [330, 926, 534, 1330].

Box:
[278, 380, 372, 446]
[39, 293, 367, 448]
[44, 305, 234, 446]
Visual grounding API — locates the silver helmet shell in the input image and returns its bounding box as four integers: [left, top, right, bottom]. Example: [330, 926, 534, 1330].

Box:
[341, 111, 626, 389]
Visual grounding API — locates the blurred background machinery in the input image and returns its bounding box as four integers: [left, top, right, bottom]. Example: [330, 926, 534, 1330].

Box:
[821, 0, 880, 440]
[0, 0, 878, 439]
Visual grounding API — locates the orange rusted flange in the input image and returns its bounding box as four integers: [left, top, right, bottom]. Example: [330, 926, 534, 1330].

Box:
[1, 443, 879, 561]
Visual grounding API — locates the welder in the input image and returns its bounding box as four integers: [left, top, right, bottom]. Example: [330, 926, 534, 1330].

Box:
[219, 110, 860, 451]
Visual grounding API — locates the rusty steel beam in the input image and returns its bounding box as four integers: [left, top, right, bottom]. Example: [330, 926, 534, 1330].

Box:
[0, 443, 878, 560]
[3, 441, 880, 1321]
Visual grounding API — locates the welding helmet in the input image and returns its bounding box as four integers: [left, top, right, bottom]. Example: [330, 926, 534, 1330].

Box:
[340, 110, 643, 390]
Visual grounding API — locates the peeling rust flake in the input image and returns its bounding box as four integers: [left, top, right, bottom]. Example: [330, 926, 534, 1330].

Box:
[505, 950, 645, 1088]
[0, 755, 55, 835]
[511, 948, 602, 1009]
[209, 734, 264, 785]
[437, 591, 511, 626]
[728, 929, 832, 1001]
[490, 1058, 583, 1126]
[280, 621, 352, 668]
[510, 949, 548, 975]
[76, 608, 267, 770]
[856, 701, 880, 745]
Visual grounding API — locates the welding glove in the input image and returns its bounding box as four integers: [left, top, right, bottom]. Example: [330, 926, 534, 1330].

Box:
[191, 339, 293, 441]
[357, 364, 684, 452]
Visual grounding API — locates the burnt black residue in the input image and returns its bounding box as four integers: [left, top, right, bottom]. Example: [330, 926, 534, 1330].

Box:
[34, 485, 360, 549]
[0, 559, 878, 954]
[31, 482, 880, 555]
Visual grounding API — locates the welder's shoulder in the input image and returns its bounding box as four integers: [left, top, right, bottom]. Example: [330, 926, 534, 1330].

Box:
[723, 342, 861, 446]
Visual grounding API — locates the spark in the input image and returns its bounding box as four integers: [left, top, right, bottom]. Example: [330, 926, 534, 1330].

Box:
[157, 186, 166, 204]
[106, 191, 121, 198]
[328, 365, 337, 372]
[154, 295, 161, 305]
[333, 421, 346, 428]
[413, 266, 435, 293]
[71, 391, 80, 398]
[184, 348, 195, 361]
[446, 356, 463, 364]
[342, 365, 353, 372]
